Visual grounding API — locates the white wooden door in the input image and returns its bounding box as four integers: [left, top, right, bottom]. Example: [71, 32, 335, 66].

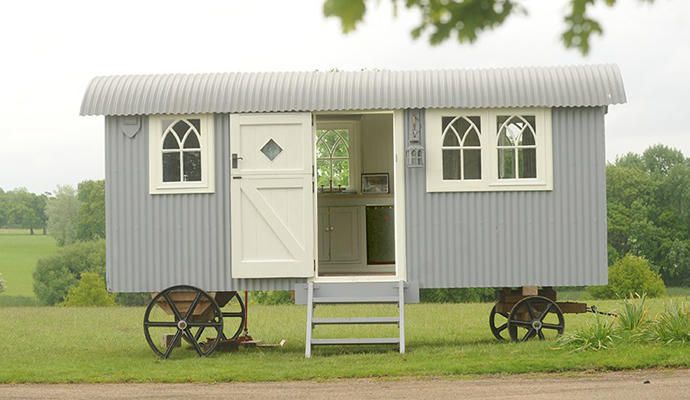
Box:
[230, 113, 315, 278]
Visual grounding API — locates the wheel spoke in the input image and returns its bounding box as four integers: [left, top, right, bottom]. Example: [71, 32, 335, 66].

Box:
[522, 328, 536, 342]
[509, 320, 532, 327]
[145, 321, 177, 327]
[163, 330, 182, 359]
[538, 304, 553, 321]
[186, 292, 203, 320]
[526, 302, 537, 319]
[537, 330, 545, 340]
[162, 293, 183, 322]
[541, 323, 564, 330]
[194, 326, 206, 341]
[496, 323, 507, 333]
[185, 328, 204, 356]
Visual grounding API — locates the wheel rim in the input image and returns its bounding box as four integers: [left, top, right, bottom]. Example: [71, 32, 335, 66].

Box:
[219, 291, 246, 341]
[507, 295, 564, 342]
[489, 304, 510, 341]
[143, 285, 224, 359]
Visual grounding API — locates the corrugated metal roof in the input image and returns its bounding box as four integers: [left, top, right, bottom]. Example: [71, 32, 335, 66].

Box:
[81, 64, 626, 116]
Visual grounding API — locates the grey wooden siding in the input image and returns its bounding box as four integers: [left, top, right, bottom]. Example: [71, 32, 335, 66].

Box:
[106, 107, 608, 292]
[105, 114, 299, 292]
[404, 107, 608, 288]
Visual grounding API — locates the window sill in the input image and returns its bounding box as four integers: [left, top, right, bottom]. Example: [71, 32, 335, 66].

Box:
[427, 179, 552, 193]
[150, 182, 215, 195]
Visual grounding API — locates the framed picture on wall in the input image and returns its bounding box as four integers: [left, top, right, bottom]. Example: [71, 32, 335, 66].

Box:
[361, 173, 390, 194]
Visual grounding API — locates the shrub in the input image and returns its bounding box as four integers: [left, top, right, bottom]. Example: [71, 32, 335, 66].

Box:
[0, 273, 5, 294]
[617, 293, 649, 333]
[646, 302, 690, 344]
[588, 255, 666, 299]
[33, 240, 105, 305]
[420, 288, 495, 303]
[558, 315, 619, 351]
[252, 290, 293, 305]
[63, 272, 115, 307]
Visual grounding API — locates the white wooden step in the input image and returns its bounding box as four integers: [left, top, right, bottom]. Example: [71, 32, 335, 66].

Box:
[312, 317, 399, 325]
[311, 338, 400, 346]
[312, 296, 399, 304]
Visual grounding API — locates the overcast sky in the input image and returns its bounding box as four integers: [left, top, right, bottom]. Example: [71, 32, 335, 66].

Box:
[1, 0, 688, 193]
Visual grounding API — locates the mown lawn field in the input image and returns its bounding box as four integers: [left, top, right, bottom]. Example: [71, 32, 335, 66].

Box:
[0, 229, 57, 305]
[1, 229, 689, 383]
[0, 297, 689, 383]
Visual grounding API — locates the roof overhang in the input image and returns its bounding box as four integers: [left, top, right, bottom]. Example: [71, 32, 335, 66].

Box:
[80, 64, 626, 117]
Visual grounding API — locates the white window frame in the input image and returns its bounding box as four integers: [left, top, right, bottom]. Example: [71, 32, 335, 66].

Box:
[315, 120, 360, 193]
[148, 114, 215, 194]
[426, 108, 552, 192]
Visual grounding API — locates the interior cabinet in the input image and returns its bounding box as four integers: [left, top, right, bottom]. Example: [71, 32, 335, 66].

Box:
[318, 206, 361, 263]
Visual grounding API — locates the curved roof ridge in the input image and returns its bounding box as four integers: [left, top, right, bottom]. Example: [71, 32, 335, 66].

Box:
[80, 64, 626, 116]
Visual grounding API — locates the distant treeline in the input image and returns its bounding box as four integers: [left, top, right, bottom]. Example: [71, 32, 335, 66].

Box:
[0, 180, 104, 245]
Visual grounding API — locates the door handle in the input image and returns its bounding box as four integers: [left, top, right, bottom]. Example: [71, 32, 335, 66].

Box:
[232, 153, 243, 169]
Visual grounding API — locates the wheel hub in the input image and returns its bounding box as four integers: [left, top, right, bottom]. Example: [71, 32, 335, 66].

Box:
[177, 320, 188, 330]
[531, 320, 543, 330]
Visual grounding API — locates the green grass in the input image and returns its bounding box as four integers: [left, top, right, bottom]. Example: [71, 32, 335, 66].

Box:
[0, 228, 57, 303]
[0, 298, 689, 383]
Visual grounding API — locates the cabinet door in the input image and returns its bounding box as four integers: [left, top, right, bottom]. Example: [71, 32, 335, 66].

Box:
[317, 207, 330, 262]
[329, 206, 361, 262]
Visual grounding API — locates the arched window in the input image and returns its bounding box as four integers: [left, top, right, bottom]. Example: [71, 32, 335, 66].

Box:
[161, 119, 203, 182]
[316, 128, 352, 191]
[496, 115, 537, 179]
[441, 116, 482, 180]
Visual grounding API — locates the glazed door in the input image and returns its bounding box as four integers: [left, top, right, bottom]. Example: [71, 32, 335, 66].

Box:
[230, 113, 315, 278]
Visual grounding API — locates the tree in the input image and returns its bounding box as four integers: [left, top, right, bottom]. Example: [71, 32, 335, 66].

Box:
[606, 145, 690, 287]
[0, 188, 47, 234]
[46, 185, 80, 246]
[76, 180, 105, 242]
[323, 0, 655, 55]
[642, 144, 686, 177]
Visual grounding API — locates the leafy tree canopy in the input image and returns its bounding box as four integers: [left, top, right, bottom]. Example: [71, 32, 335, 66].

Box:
[323, 0, 654, 55]
[607, 144, 690, 286]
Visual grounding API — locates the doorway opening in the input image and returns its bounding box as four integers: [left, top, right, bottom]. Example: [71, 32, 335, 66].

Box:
[314, 112, 399, 278]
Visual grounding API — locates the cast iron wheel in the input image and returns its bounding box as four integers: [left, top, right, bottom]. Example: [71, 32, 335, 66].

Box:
[507, 296, 565, 342]
[489, 303, 510, 341]
[143, 285, 224, 359]
[219, 291, 246, 341]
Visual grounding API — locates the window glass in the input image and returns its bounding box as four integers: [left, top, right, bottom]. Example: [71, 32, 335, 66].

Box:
[463, 148, 482, 179]
[441, 115, 481, 181]
[442, 149, 461, 179]
[184, 132, 200, 149]
[163, 132, 179, 149]
[183, 151, 202, 181]
[316, 128, 351, 191]
[162, 153, 181, 182]
[161, 119, 203, 183]
[497, 115, 537, 180]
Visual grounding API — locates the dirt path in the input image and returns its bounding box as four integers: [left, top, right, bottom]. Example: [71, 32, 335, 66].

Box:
[2, 369, 690, 400]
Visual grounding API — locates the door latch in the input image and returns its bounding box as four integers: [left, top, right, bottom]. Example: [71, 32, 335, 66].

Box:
[232, 153, 243, 169]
